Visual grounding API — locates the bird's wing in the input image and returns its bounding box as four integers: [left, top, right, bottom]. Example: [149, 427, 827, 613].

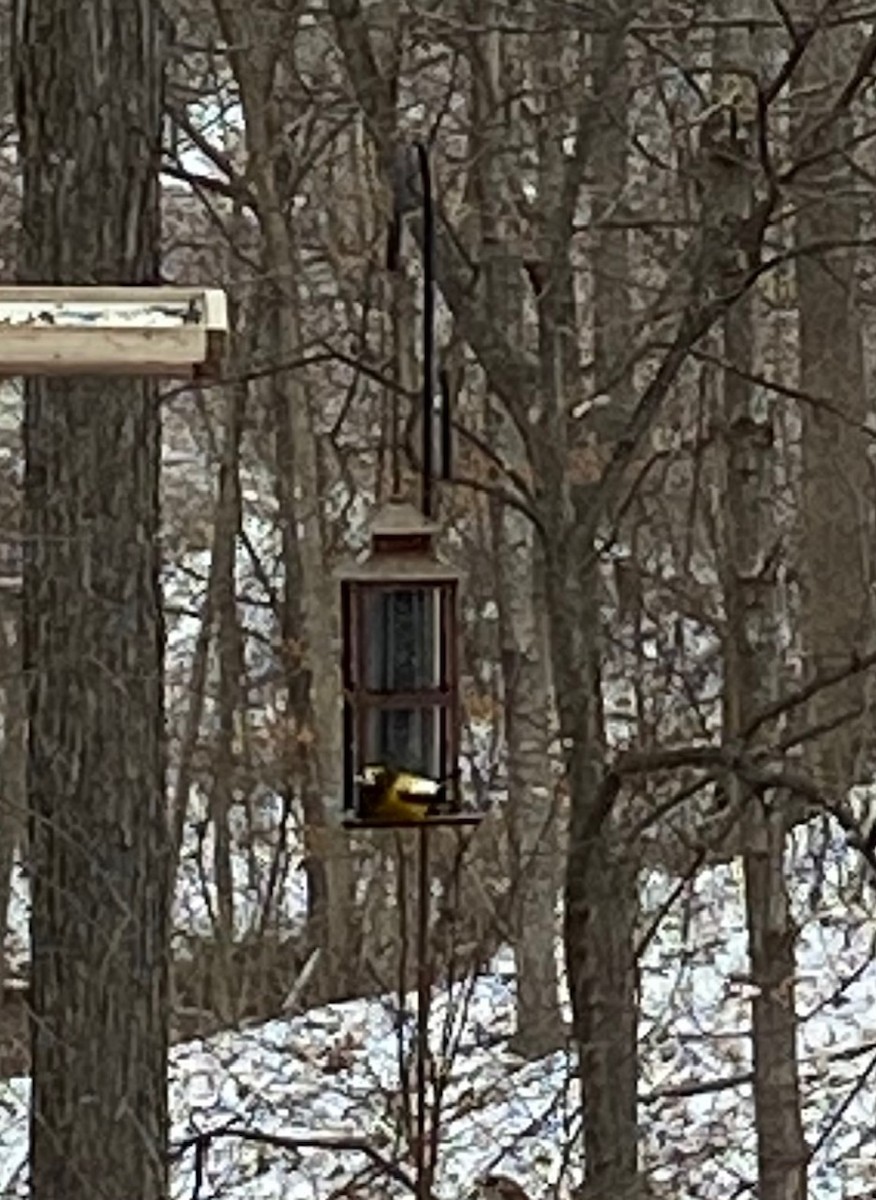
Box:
[396, 773, 441, 797]
[370, 792, 430, 822]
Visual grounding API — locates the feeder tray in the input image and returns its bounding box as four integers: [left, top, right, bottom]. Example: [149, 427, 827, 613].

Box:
[342, 811, 484, 831]
[0, 286, 228, 379]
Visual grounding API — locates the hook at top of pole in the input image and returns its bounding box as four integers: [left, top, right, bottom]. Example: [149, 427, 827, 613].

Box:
[416, 142, 436, 521]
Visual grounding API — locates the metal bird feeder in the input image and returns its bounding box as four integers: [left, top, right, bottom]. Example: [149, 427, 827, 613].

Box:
[338, 141, 479, 832]
[338, 498, 467, 824]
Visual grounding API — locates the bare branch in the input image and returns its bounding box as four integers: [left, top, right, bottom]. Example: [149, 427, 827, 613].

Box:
[171, 1124, 416, 1193]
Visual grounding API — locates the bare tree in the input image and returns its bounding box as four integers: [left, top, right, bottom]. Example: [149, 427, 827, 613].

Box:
[0, 591, 24, 998]
[209, 374, 246, 1014]
[464, 2, 564, 1058]
[793, 2, 874, 790]
[14, 0, 170, 1195]
[711, 12, 808, 1198]
[322, 3, 779, 1192]
[211, 0, 356, 998]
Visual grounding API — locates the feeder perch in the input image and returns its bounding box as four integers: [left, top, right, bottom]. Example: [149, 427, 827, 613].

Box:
[338, 498, 476, 828]
[0, 286, 228, 379]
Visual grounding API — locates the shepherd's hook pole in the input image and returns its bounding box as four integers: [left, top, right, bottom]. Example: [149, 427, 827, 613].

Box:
[415, 142, 435, 521]
[415, 823, 431, 1199]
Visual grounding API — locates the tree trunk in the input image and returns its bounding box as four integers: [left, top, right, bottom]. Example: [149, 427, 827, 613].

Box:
[500, 524, 564, 1059]
[554, 549, 639, 1200]
[549, 16, 640, 1195]
[722, 257, 809, 1200]
[465, 4, 564, 1058]
[0, 600, 25, 996]
[793, 4, 873, 790]
[210, 379, 245, 1019]
[14, 2, 170, 1197]
[712, 14, 808, 1198]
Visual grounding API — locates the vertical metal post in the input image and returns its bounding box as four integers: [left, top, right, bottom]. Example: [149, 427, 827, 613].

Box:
[385, 138, 440, 1197]
[414, 145, 438, 1195]
[415, 822, 431, 1199]
[416, 142, 435, 521]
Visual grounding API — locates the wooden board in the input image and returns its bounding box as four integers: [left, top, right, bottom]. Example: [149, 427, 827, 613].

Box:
[0, 326, 211, 375]
[0, 287, 227, 378]
[0, 286, 227, 325]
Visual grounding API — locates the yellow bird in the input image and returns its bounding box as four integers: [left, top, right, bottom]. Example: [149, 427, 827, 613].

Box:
[355, 763, 444, 822]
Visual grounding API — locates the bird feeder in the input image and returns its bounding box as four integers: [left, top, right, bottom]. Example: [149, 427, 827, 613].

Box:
[338, 497, 467, 825]
[0, 286, 227, 379]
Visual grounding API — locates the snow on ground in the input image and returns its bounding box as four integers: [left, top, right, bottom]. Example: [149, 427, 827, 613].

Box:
[172, 787, 309, 946]
[3, 508, 874, 1193]
[2, 827, 876, 1198]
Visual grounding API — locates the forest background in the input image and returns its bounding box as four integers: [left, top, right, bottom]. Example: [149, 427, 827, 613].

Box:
[2, 1, 876, 1198]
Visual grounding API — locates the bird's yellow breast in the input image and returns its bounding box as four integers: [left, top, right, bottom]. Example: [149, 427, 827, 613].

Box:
[374, 792, 431, 822]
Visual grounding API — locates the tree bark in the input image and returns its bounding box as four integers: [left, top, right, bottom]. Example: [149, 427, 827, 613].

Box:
[724, 361, 810, 1200]
[499, 520, 564, 1059]
[14, 2, 170, 1196]
[712, 14, 808, 1198]
[793, 4, 873, 790]
[464, 3, 564, 1058]
[0, 600, 25, 996]
[210, 379, 245, 1018]
[549, 15, 640, 1194]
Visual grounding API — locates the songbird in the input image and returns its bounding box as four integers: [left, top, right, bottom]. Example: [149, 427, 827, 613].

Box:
[355, 763, 444, 822]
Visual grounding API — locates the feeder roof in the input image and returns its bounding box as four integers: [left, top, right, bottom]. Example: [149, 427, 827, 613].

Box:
[368, 498, 441, 537]
[336, 497, 459, 583]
